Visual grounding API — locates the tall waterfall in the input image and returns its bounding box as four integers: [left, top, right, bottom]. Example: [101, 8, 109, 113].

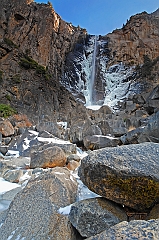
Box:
[85, 35, 98, 106]
[90, 35, 97, 104]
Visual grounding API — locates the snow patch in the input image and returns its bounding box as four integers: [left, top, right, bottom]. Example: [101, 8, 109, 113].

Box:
[86, 105, 101, 110]
[57, 121, 67, 130]
[28, 130, 39, 136]
[58, 204, 73, 215]
[19, 172, 31, 182]
[23, 138, 31, 151]
[37, 137, 71, 145]
[54, 172, 65, 175]
[7, 230, 16, 240]
[0, 178, 20, 194]
[6, 150, 19, 157]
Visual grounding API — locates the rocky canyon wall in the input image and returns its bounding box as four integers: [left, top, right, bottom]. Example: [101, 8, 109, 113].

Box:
[0, 0, 87, 123]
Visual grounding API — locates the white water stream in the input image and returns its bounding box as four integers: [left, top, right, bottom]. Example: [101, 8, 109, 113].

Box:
[90, 35, 97, 105]
[85, 35, 98, 106]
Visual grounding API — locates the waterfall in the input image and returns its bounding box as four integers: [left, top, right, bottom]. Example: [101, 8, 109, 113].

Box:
[85, 35, 98, 106]
[90, 35, 97, 104]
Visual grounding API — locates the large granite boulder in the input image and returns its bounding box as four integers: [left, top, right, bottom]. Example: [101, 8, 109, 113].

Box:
[86, 219, 159, 240]
[30, 146, 67, 169]
[83, 135, 121, 150]
[69, 197, 127, 238]
[0, 119, 14, 137]
[79, 142, 159, 211]
[0, 167, 80, 240]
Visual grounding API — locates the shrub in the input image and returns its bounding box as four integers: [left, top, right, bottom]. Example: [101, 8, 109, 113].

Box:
[12, 74, 21, 83]
[0, 104, 17, 118]
[5, 94, 11, 101]
[4, 38, 18, 48]
[19, 56, 38, 69]
[19, 56, 47, 75]
[36, 65, 46, 74]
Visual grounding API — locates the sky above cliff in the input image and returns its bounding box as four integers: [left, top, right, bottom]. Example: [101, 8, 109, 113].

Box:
[36, 0, 159, 35]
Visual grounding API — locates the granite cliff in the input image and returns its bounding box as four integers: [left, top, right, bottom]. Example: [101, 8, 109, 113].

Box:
[0, 0, 87, 123]
[0, 0, 159, 121]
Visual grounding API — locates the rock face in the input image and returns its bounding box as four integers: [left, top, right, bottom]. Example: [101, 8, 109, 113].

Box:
[0, 168, 79, 240]
[0, 0, 87, 123]
[79, 142, 159, 211]
[86, 219, 159, 240]
[30, 146, 67, 169]
[69, 197, 127, 238]
[107, 10, 159, 66]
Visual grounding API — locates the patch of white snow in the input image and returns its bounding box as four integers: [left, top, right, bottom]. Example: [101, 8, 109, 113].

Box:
[0, 178, 20, 194]
[58, 204, 73, 215]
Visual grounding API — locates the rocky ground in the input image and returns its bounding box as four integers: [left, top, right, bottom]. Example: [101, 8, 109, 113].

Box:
[0, 0, 159, 239]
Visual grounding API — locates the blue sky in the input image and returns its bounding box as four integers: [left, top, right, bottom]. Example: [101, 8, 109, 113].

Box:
[35, 0, 159, 35]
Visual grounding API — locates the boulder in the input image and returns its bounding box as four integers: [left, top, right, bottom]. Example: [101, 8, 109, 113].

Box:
[87, 105, 112, 122]
[138, 110, 159, 143]
[0, 119, 14, 137]
[30, 146, 67, 169]
[69, 197, 127, 238]
[120, 127, 145, 144]
[67, 160, 80, 171]
[86, 219, 159, 240]
[67, 154, 81, 163]
[0, 157, 30, 177]
[0, 146, 8, 155]
[0, 168, 79, 240]
[113, 127, 127, 137]
[97, 120, 111, 135]
[36, 121, 61, 138]
[83, 135, 121, 150]
[79, 142, 159, 211]
[69, 119, 92, 144]
[148, 204, 159, 220]
[83, 125, 102, 137]
[3, 169, 24, 183]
